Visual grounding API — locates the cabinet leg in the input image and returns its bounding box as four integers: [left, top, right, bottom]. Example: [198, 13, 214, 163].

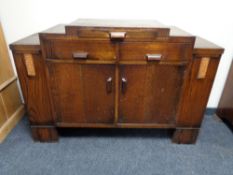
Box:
[31, 126, 59, 142]
[172, 128, 199, 144]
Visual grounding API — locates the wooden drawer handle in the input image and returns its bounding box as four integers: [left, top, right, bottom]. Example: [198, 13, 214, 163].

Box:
[146, 54, 162, 61]
[121, 77, 127, 94]
[73, 52, 88, 59]
[106, 77, 113, 93]
[109, 32, 126, 41]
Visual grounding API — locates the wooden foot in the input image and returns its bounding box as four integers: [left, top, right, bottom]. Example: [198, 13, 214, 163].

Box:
[31, 126, 58, 142]
[172, 128, 199, 144]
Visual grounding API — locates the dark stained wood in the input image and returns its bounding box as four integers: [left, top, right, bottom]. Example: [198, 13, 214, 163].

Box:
[119, 42, 193, 61]
[45, 59, 116, 65]
[10, 19, 224, 143]
[12, 52, 55, 125]
[66, 19, 170, 40]
[176, 57, 220, 128]
[170, 26, 224, 56]
[31, 126, 58, 142]
[41, 37, 117, 60]
[10, 24, 66, 53]
[57, 122, 175, 128]
[172, 128, 199, 144]
[9, 22, 224, 56]
[66, 27, 169, 41]
[217, 59, 233, 127]
[47, 63, 115, 124]
[119, 64, 187, 124]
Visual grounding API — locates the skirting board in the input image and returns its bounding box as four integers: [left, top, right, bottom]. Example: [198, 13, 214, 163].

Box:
[0, 105, 25, 143]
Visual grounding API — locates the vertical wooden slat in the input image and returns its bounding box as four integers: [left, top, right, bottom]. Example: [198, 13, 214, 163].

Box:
[197, 57, 210, 79]
[23, 53, 36, 76]
[114, 44, 119, 124]
[114, 65, 119, 124]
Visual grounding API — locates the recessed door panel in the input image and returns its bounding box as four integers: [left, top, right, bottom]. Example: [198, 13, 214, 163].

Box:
[47, 63, 115, 124]
[119, 63, 187, 124]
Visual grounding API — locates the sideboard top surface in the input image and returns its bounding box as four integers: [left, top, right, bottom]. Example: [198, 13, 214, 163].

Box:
[10, 19, 224, 55]
[69, 19, 167, 28]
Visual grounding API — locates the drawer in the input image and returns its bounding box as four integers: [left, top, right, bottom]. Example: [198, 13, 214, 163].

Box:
[47, 40, 117, 60]
[66, 27, 170, 41]
[120, 42, 193, 61]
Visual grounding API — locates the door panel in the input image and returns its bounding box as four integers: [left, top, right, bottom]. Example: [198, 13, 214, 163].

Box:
[119, 64, 187, 124]
[47, 63, 115, 123]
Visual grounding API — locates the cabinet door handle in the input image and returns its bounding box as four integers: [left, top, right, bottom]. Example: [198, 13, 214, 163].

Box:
[121, 77, 127, 94]
[109, 32, 126, 41]
[106, 77, 113, 93]
[146, 54, 162, 61]
[73, 52, 88, 59]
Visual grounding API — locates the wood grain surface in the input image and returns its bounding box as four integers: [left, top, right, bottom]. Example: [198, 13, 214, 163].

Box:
[10, 19, 224, 143]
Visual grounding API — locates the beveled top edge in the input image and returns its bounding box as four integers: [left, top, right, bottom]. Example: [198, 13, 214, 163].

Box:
[10, 20, 224, 55]
[69, 19, 167, 28]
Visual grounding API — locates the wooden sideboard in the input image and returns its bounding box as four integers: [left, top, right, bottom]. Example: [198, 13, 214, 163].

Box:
[10, 19, 224, 144]
[217, 59, 233, 128]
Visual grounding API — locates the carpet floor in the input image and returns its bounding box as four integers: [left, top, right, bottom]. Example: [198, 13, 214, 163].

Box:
[0, 114, 233, 175]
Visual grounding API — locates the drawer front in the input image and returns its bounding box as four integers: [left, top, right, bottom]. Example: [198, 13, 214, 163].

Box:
[66, 27, 170, 41]
[120, 42, 193, 61]
[46, 40, 117, 60]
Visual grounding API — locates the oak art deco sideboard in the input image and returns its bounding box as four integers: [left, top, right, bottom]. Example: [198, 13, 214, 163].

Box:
[10, 19, 224, 144]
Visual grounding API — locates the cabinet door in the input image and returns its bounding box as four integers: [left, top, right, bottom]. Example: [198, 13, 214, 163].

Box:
[119, 64, 187, 124]
[47, 63, 115, 124]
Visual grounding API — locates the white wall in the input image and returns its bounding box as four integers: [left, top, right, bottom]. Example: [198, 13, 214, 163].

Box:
[0, 0, 233, 107]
